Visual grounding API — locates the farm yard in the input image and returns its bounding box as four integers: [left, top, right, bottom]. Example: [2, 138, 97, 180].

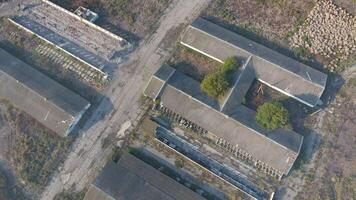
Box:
[167, 0, 355, 199]
[0, 0, 354, 199]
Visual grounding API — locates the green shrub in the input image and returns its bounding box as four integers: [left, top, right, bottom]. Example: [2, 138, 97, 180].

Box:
[201, 72, 229, 98]
[200, 57, 240, 98]
[256, 101, 289, 130]
[222, 57, 240, 72]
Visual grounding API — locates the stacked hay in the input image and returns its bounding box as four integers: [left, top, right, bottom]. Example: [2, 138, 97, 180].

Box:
[290, 0, 356, 71]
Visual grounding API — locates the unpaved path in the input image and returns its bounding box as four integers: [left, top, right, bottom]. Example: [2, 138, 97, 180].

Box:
[40, 0, 210, 199]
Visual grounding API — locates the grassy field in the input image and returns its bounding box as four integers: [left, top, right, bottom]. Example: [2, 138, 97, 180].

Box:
[294, 71, 356, 200]
[0, 101, 71, 193]
[204, 0, 315, 47]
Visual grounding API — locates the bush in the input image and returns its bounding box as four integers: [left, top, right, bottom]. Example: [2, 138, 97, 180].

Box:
[256, 101, 289, 130]
[222, 57, 240, 72]
[201, 72, 229, 98]
[200, 57, 240, 98]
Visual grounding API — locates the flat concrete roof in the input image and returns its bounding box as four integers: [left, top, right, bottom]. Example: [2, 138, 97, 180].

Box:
[12, 0, 131, 69]
[143, 65, 175, 99]
[84, 153, 205, 200]
[11, 16, 110, 70]
[0, 48, 90, 136]
[144, 67, 303, 174]
[181, 18, 327, 107]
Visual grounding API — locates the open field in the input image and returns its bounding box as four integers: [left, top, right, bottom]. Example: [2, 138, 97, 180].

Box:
[293, 68, 356, 200]
[50, 0, 171, 40]
[203, 0, 315, 48]
[0, 100, 71, 197]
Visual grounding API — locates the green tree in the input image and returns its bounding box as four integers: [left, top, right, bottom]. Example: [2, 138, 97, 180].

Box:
[222, 57, 240, 72]
[200, 57, 240, 98]
[201, 72, 229, 98]
[256, 101, 289, 130]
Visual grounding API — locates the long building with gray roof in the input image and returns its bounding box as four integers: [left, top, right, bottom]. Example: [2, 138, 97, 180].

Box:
[0, 48, 90, 136]
[144, 65, 303, 179]
[181, 18, 327, 107]
[84, 153, 205, 200]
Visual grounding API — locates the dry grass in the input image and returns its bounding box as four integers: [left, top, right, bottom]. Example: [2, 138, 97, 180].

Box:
[0, 102, 71, 192]
[169, 45, 221, 81]
[0, 18, 102, 101]
[290, 0, 356, 72]
[204, 0, 315, 45]
[50, 0, 171, 40]
[295, 73, 356, 200]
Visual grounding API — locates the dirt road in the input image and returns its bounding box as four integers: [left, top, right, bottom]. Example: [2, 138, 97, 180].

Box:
[40, 0, 210, 199]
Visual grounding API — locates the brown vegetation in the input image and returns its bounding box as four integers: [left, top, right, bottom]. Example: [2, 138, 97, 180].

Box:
[290, 0, 356, 72]
[169, 45, 221, 81]
[204, 0, 315, 44]
[0, 101, 70, 192]
[0, 18, 102, 100]
[296, 72, 356, 200]
[50, 0, 171, 39]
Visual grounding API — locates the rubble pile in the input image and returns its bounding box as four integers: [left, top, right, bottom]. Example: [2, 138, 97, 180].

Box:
[290, 0, 356, 71]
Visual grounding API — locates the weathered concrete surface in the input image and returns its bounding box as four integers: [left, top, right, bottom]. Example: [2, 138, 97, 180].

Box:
[40, 0, 210, 199]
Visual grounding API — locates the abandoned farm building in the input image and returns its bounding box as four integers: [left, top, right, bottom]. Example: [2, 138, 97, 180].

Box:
[181, 18, 328, 107]
[144, 65, 303, 179]
[10, 0, 131, 71]
[0, 48, 90, 137]
[84, 153, 205, 200]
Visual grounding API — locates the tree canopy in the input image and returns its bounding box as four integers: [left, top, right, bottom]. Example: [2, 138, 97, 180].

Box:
[222, 57, 240, 72]
[256, 101, 289, 130]
[200, 57, 240, 98]
[201, 72, 229, 98]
